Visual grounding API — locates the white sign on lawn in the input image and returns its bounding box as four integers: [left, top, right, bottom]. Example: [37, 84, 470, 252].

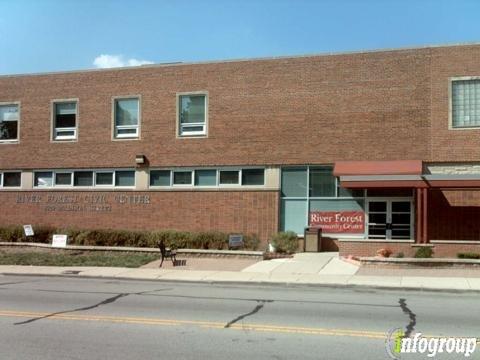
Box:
[23, 225, 34, 237]
[52, 234, 68, 248]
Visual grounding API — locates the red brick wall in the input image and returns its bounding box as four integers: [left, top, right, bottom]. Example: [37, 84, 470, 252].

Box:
[428, 190, 480, 241]
[0, 190, 279, 243]
[429, 45, 480, 161]
[0, 46, 438, 170]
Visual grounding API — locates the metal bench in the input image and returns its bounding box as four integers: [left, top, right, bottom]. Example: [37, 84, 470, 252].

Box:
[158, 240, 177, 267]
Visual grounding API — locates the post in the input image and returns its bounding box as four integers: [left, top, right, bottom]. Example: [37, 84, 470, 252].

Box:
[416, 188, 423, 243]
[422, 188, 428, 243]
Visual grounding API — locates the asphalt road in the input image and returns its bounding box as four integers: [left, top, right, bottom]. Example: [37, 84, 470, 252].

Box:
[0, 275, 478, 360]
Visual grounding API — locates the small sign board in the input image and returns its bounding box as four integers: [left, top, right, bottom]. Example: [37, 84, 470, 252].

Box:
[23, 225, 34, 237]
[52, 234, 68, 248]
[228, 234, 244, 249]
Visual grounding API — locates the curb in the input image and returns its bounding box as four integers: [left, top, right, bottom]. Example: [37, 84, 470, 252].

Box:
[0, 242, 263, 258]
[2, 271, 479, 294]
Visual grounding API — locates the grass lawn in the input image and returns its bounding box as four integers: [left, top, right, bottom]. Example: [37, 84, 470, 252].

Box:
[0, 249, 158, 268]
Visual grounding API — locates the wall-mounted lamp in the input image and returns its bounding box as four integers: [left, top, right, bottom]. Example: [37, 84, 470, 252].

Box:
[135, 154, 146, 165]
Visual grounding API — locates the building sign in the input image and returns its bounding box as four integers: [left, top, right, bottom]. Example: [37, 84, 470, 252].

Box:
[52, 234, 68, 248]
[309, 211, 365, 234]
[15, 193, 151, 213]
[228, 234, 244, 249]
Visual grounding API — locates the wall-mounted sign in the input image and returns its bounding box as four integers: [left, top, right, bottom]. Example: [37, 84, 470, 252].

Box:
[52, 234, 68, 248]
[23, 225, 34, 237]
[309, 211, 365, 234]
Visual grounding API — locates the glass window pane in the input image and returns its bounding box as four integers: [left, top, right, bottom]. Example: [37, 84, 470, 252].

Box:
[3, 172, 21, 187]
[115, 171, 135, 186]
[0, 104, 18, 140]
[338, 186, 364, 198]
[179, 95, 205, 124]
[0, 105, 19, 121]
[115, 99, 139, 126]
[242, 169, 264, 186]
[452, 80, 480, 127]
[309, 167, 336, 197]
[392, 201, 411, 212]
[55, 102, 76, 115]
[34, 172, 53, 187]
[150, 170, 171, 186]
[173, 171, 192, 185]
[55, 172, 72, 186]
[281, 199, 307, 234]
[195, 170, 217, 186]
[74, 171, 93, 186]
[281, 168, 307, 197]
[219, 170, 239, 184]
[96, 172, 114, 186]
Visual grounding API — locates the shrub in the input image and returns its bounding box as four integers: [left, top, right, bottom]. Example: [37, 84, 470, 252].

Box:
[270, 231, 298, 254]
[414, 247, 434, 258]
[0, 226, 262, 250]
[395, 252, 405, 258]
[243, 234, 260, 251]
[0, 225, 25, 242]
[457, 252, 480, 259]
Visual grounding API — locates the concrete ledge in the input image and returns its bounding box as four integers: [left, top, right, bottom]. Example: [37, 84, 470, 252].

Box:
[0, 242, 263, 258]
[360, 257, 480, 266]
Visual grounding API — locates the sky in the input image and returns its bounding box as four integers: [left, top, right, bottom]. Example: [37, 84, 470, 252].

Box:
[0, 0, 479, 75]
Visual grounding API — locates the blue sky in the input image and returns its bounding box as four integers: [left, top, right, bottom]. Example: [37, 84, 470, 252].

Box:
[0, 0, 479, 75]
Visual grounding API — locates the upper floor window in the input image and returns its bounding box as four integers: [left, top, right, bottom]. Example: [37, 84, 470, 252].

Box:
[0, 104, 19, 142]
[0, 171, 21, 188]
[114, 98, 139, 139]
[53, 101, 77, 141]
[451, 79, 480, 128]
[178, 94, 207, 137]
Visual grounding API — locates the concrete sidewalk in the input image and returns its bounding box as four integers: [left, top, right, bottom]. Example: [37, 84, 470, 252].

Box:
[1, 252, 480, 291]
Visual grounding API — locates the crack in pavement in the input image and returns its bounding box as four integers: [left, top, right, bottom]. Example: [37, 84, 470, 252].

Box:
[399, 298, 416, 337]
[224, 300, 273, 328]
[14, 288, 172, 326]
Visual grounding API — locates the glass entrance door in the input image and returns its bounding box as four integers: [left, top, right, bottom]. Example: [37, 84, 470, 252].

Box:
[367, 200, 413, 240]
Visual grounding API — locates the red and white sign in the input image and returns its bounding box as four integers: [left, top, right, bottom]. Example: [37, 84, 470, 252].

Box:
[309, 211, 365, 234]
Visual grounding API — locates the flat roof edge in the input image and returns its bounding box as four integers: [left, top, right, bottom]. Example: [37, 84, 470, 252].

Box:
[1, 41, 480, 79]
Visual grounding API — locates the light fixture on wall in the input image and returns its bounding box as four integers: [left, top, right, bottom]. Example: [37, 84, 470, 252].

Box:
[135, 154, 146, 165]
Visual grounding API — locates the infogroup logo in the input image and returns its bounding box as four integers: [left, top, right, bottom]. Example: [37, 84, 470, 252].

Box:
[385, 328, 477, 359]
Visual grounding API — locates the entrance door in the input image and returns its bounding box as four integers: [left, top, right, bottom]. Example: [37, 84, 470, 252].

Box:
[367, 200, 413, 240]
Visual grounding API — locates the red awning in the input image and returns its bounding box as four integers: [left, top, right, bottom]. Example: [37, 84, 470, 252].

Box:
[333, 160, 423, 177]
[335, 160, 425, 188]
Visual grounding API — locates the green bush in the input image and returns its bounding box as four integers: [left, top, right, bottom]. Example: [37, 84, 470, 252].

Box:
[0, 225, 261, 250]
[457, 252, 480, 259]
[414, 247, 434, 258]
[0, 225, 25, 242]
[270, 231, 298, 254]
[395, 252, 405, 258]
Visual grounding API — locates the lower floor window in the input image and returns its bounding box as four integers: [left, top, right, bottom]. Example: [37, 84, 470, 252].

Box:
[33, 169, 135, 188]
[0, 171, 21, 187]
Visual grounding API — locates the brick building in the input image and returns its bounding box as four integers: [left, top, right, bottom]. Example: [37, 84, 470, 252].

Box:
[1, 43, 480, 257]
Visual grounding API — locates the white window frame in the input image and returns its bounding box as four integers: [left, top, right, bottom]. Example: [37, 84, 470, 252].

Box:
[449, 76, 480, 130]
[34, 171, 54, 188]
[172, 170, 194, 186]
[0, 102, 20, 144]
[33, 169, 135, 189]
[0, 171, 22, 188]
[218, 169, 241, 186]
[95, 171, 115, 187]
[51, 99, 78, 142]
[112, 96, 141, 140]
[54, 171, 73, 187]
[193, 169, 218, 187]
[114, 170, 136, 188]
[177, 92, 208, 138]
[149, 169, 172, 187]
